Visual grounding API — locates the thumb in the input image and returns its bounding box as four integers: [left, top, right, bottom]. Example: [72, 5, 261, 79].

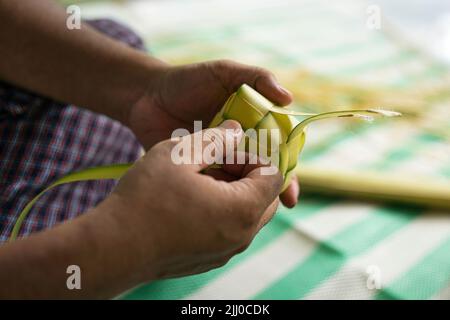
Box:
[170, 120, 244, 172]
[252, 70, 293, 107]
[216, 60, 293, 106]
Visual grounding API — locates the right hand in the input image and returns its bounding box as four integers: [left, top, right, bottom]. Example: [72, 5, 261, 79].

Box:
[106, 120, 283, 281]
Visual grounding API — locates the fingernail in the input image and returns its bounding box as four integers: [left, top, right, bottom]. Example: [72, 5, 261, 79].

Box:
[220, 120, 243, 144]
[220, 120, 242, 135]
[277, 84, 292, 96]
[293, 182, 300, 206]
[293, 185, 299, 204]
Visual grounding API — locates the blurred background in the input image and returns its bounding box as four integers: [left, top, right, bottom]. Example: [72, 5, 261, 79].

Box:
[61, 0, 450, 300]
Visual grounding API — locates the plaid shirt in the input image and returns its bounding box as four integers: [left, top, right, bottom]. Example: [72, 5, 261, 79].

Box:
[0, 19, 145, 242]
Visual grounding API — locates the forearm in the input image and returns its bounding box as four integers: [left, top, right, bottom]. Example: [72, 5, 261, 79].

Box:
[0, 0, 168, 124]
[0, 195, 154, 299]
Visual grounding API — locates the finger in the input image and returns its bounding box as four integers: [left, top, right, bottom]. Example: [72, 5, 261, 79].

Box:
[170, 120, 243, 173]
[219, 151, 277, 182]
[256, 198, 280, 232]
[227, 163, 283, 218]
[206, 151, 275, 184]
[221, 154, 300, 208]
[218, 151, 256, 178]
[279, 175, 300, 208]
[253, 71, 293, 107]
[204, 167, 238, 182]
[218, 60, 293, 106]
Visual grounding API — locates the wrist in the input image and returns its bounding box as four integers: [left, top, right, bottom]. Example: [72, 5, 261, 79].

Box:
[117, 54, 171, 128]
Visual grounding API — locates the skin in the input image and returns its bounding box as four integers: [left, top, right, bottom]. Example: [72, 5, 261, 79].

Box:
[0, 0, 300, 298]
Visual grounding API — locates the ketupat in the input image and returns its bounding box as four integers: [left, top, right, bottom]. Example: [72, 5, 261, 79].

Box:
[209, 84, 309, 191]
[209, 84, 400, 190]
[9, 84, 399, 241]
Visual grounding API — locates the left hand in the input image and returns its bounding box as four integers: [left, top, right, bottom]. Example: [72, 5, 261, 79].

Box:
[126, 59, 299, 207]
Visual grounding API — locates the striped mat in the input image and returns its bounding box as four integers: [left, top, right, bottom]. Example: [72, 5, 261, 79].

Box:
[77, 0, 450, 299]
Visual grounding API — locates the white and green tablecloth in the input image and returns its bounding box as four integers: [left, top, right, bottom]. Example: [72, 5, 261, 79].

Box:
[78, 0, 450, 299]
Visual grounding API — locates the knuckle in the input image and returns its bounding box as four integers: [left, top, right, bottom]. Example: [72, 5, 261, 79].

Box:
[216, 219, 252, 249]
[239, 206, 259, 229]
[211, 256, 232, 270]
[227, 192, 262, 229]
[217, 228, 242, 248]
[219, 255, 234, 267]
[213, 192, 260, 248]
[216, 58, 234, 68]
[257, 175, 282, 200]
[254, 66, 274, 78]
[234, 240, 252, 255]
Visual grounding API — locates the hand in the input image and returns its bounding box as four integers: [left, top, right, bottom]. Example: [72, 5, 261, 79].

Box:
[127, 59, 299, 207]
[107, 121, 283, 280]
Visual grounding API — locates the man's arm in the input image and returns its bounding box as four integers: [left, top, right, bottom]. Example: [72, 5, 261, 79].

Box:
[0, 122, 283, 299]
[0, 195, 155, 299]
[0, 0, 167, 124]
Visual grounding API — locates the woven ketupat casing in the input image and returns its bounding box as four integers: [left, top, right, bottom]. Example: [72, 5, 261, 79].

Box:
[209, 84, 306, 190]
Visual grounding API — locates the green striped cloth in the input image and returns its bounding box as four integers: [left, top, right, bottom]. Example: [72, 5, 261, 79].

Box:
[78, 0, 450, 299]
